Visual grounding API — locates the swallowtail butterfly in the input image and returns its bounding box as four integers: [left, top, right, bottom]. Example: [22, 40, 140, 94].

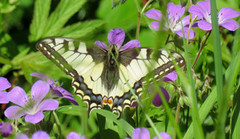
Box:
[37, 37, 185, 116]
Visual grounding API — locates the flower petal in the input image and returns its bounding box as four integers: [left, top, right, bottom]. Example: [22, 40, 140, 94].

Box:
[163, 71, 177, 82]
[31, 80, 50, 104]
[30, 72, 53, 84]
[132, 128, 150, 139]
[167, 2, 185, 20]
[145, 9, 162, 21]
[188, 5, 205, 19]
[8, 86, 28, 107]
[39, 99, 59, 111]
[131, 101, 137, 107]
[0, 122, 13, 137]
[149, 21, 160, 31]
[197, 20, 212, 31]
[197, 0, 211, 15]
[0, 77, 11, 91]
[4, 106, 26, 119]
[153, 132, 171, 139]
[55, 86, 73, 97]
[0, 92, 9, 103]
[218, 8, 240, 24]
[152, 87, 170, 107]
[67, 132, 80, 139]
[15, 133, 29, 139]
[32, 131, 50, 139]
[189, 0, 211, 22]
[121, 40, 141, 51]
[175, 27, 195, 39]
[220, 20, 239, 31]
[94, 41, 108, 50]
[25, 111, 44, 124]
[181, 15, 191, 27]
[63, 95, 79, 105]
[108, 28, 125, 47]
[80, 136, 87, 139]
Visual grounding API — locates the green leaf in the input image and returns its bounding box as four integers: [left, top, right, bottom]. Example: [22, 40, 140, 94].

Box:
[0, 56, 11, 64]
[0, 0, 18, 13]
[93, 109, 134, 137]
[29, 0, 51, 42]
[57, 105, 88, 116]
[232, 19, 240, 57]
[181, 20, 204, 139]
[16, 52, 68, 80]
[183, 87, 217, 139]
[184, 50, 240, 139]
[233, 114, 240, 139]
[112, 0, 127, 8]
[21, 62, 33, 83]
[60, 20, 105, 39]
[12, 48, 30, 65]
[232, 88, 240, 139]
[97, 0, 138, 31]
[44, 0, 87, 37]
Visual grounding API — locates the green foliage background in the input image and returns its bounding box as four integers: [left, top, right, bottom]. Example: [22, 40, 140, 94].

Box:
[0, 0, 240, 138]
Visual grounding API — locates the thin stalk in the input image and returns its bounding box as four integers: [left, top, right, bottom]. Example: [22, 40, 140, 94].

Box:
[145, 113, 162, 139]
[136, 106, 139, 127]
[173, 103, 181, 139]
[182, 20, 204, 139]
[209, 0, 224, 138]
[152, 80, 183, 139]
[135, 0, 154, 40]
[165, 34, 170, 45]
[53, 111, 62, 138]
[0, 13, 2, 33]
[192, 31, 212, 68]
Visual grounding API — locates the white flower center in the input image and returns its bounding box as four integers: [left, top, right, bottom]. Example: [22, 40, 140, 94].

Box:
[24, 100, 40, 115]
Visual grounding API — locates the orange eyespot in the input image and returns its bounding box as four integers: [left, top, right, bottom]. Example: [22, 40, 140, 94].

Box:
[108, 98, 113, 105]
[103, 98, 108, 104]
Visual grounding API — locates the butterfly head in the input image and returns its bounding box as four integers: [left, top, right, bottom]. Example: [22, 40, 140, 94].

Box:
[107, 44, 120, 66]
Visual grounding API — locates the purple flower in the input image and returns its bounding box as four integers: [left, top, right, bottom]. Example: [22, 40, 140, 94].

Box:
[132, 128, 171, 139]
[32, 131, 50, 139]
[153, 132, 171, 139]
[94, 28, 141, 51]
[152, 71, 177, 107]
[131, 72, 177, 108]
[152, 87, 170, 107]
[31, 72, 78, 105]
[132, 128, 150, 139]
[0, 122, 13, 137]
[145, 3, 195, 39]
[15, 130, 50, 139]
[15, 133, 29, 139]
[188, 0, 240, 31]
[67, 132, 87, 139]
[145, 9, 163, 31]
[0, 77, 11, 104]
[4, 80, 59, 124]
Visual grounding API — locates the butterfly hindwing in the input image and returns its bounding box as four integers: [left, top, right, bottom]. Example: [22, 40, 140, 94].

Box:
[119, 48, 185, 83]
[37, 37, 185, 117]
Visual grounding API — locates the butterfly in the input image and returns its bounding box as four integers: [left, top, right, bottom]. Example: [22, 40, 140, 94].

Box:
[37, 37, 185, 117]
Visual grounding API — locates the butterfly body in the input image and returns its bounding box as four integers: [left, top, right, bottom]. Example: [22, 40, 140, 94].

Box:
[37, 37, 185, 116]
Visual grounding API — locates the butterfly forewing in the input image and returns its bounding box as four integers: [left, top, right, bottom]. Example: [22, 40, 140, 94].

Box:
[37, 37, 185, 117]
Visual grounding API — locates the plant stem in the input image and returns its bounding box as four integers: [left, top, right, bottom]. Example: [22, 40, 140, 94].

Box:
[53, 111, 62, 138]
[135, 0, 154, 40]
[192, 31, 212, 68]
[173, 101, 181, 139]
